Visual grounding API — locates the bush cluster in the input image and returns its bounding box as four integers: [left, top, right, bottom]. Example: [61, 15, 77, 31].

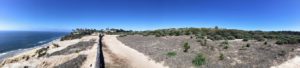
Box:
[103, 27, 300, 45]
[221, 40, 229, 49]
[61, 29, 97, 41]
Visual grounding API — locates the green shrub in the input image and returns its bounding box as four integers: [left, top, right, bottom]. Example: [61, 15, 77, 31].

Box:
[213, 35, 224, 40]
[221, 40, 229, 49]
[264, 42, 268, 45]
[166, 52, 177, 57]
[276, 40, 285, 45]
[227, 36, 236, 40]
[287, 38, 298, 44]
[192, 53, 206, 66]
[119, 34, 127, 37]
[183, 42, 190, 52]
[254, 35, 265, 41]
[219, 53, 224, 60]
[75, 50, 80, 53]
[142, 34, 149, 36]
[246, 43, 250, 47]
[222, 40, 229, 45]
[175, 32, 180, 36]
[185, 31, 191, 35]
[240, 46, 247, 50]
[198, 39, 207, 46]
[223, 45, 229, 49]
[155, 34, 161, 37]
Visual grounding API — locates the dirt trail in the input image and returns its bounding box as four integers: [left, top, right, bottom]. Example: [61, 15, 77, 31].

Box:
[271, 56, 300, 68]
[102, 35, 168, 68]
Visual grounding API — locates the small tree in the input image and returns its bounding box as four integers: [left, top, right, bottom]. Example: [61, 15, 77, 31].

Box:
[183, 42, 190, 52]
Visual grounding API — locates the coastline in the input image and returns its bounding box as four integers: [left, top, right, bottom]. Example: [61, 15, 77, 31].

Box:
[0, 37, 62, 62]
[0, 34, 99, 68]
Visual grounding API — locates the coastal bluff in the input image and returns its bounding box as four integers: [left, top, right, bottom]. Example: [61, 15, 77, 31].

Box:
[0, 33, 100, 68]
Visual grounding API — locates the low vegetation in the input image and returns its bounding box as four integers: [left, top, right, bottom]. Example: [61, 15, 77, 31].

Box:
[183, 42, 190, 52]
[106, 27, 300, 45]
[221, 40, 229, 49]
[242, 38, 248, 42]
[264, 42, 268, 45]
[166, 52, 177, 57]
[246, 43, 250, 47]
[118, 34, 127, 37]
[61, 29, 97, 41]
[192, 53, 206, 66]
[219, 53, 224, 60]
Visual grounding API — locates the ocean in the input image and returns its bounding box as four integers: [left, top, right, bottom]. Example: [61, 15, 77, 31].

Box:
[0, 31, 68, 61]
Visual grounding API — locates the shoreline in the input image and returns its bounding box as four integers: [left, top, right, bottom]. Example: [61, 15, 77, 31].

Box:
[0, 34, 99, 68]
[0, 37, 62, 62]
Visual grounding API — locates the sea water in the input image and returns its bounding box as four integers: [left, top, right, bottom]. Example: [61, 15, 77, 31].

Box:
[0, 31, 68, 61]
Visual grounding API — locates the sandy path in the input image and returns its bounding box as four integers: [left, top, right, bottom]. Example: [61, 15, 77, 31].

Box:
[271, 56, 300, 68]
[102, 35, 168, 68]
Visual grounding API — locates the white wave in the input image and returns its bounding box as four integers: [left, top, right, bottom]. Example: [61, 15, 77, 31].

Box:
[0, 52, 7, 56]
[38, 40, 47, 44]
[0, 36, 64, 61]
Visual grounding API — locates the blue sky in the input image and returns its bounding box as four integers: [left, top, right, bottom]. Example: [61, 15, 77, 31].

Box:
[0, 0, 299, 31]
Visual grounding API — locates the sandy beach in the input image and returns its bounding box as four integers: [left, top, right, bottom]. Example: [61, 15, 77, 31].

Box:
[0, 34, 99, 68]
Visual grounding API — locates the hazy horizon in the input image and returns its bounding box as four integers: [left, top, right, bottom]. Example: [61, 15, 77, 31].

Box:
[0, 0, 299, 31]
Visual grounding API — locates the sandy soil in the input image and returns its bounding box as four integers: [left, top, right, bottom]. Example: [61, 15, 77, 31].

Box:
[0, 34, 99, 68]
[271, 56, 300, 68]
[117, 35, 300, 68]
[102, 35, 168, 68]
